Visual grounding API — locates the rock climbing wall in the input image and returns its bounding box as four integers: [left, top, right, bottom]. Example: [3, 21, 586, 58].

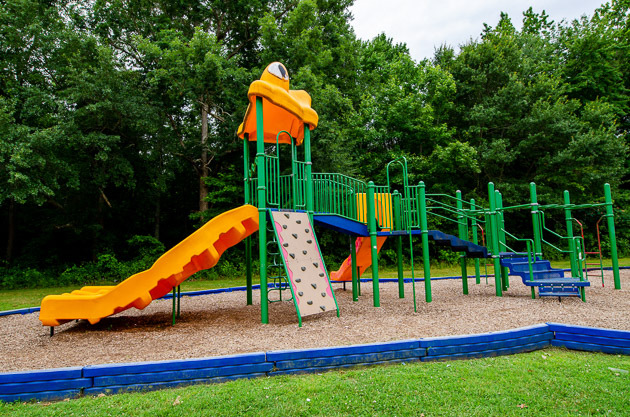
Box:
[270, 211, 338, 317]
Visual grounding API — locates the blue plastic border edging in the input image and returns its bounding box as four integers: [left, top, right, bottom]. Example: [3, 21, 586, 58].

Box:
[1, 323, 629, 403]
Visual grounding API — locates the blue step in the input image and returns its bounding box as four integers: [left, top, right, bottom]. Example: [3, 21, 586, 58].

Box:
[522, 278, 590, 287]
[427, 230, 488, 258]
[509, 261, 552, 273]
[499, 254, 588, 299]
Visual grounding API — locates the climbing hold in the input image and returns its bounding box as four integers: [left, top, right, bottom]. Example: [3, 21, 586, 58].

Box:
[289, 253, 295, 259]
[296, 219, 302, 224]
[301, 266, 306, 271]
[292, 233, 298, 239]
[298, 291, 303, 296]
[282, 224, 288, 229]
[320, 305, 326, 311]
[311, 283, 317, 289]
[313, 262, 319, 268]
[305, 228, 310, 233]
[306, 239, 312, 244]
[307, 301, 313, 305]
[321, 292, 326, 297]
[282, 243, 289, 247]
[284, 213, 290, 219]
[319, 273, 325, 277]
[302, 250, 308, 255]
[295, 278, 302, 283]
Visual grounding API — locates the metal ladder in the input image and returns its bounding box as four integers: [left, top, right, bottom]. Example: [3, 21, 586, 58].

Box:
[266, 227, 293, 302]
[575, 216, 605, 287]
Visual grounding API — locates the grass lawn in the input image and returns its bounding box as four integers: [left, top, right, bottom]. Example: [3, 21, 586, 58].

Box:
[1, 348, 628, 416]
[1, 258, 628, 312]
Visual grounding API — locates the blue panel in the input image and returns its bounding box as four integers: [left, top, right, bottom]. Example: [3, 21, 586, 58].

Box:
[0, 389, 81, 403]
[547, 323, 630, 340]
[0, 366, 83, 384]
[551, 340, 630, 355]
[93, 363, 272, 387]
[269, 358, 416, 377]
[427, 333, 552, 356]
[84, 352, 266, 377]
[419, 324, 550, 347]
[0, 378, 91, 395]
[422, 341, 550, 362]
[267, 339, 420, 362]
[85, 373, 267, 396]
[313, 214, 368, 237]
[274, 348, 424, 371]
[554, 333, 630, 348]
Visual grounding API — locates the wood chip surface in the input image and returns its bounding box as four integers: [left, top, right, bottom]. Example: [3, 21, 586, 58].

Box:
[1, 270, 628, 373]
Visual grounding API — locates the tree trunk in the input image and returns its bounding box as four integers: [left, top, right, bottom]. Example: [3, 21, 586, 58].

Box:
[199, 102, 209, 213]
[93, 194, 104, 262]
[154, 198, 161, 240]
[6, 199, 15, 263]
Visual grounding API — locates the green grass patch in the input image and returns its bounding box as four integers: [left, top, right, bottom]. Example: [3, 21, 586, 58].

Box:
[1, 348, 628, 416]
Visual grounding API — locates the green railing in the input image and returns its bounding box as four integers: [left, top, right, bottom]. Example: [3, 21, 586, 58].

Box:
[537, 211, 583, 258]
[312, 173, 367, 222]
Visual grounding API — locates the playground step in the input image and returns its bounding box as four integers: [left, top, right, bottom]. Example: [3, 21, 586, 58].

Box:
[499, 254, 588, 299]
[507, 261, 553, 272]
[538, 289, 581, 297]
[499, 256, 542, 267]
[427, 230, 488, 258]
[522, 277, 590, 287]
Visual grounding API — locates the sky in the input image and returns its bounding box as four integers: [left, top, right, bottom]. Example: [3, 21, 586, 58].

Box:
[350, 0, 607, 61]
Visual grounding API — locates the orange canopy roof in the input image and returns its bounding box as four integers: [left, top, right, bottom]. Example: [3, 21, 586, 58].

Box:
[237, 62, 318, 146]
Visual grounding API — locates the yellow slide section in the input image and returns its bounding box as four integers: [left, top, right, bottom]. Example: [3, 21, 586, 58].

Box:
[330, 236, 387, 282]
[39, 205, 259, 327]
[331, 191, 391, 282]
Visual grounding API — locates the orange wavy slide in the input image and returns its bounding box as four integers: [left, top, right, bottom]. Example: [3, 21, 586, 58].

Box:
[330, 236, 387, 282]
[39, 205, 259, 327]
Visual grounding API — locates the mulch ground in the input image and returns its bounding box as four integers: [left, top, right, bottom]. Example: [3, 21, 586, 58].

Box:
[0, 270, 628, 373]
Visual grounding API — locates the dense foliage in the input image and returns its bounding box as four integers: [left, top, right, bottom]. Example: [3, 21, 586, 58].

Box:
[1, 0, 628, 288]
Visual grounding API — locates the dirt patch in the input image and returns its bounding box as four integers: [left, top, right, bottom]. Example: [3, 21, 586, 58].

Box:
[1, 270, 628, 373]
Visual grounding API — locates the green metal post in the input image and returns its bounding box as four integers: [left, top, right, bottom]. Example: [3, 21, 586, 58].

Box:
[393, 190, 405, 298]
[530, 182, 542, 257]
[419, 182, 432, 302]
[564, 190, 584, 301]
[243, 133, 253, 305]
[604, 184, 621, 289]
[367, 181, 380, 307]
[471, 199, 481, 285]
[171, 286, 176, 326]
[255, 97, 268, 324]
[304, 126, 314, 222]
[563, 190, 578, 276]
[488, 182, 503, 296]
[177, 285, 181, 318]
[350, 236, 359, 302]
[456, 190, 468, 295]
[496, 191, 509, 290]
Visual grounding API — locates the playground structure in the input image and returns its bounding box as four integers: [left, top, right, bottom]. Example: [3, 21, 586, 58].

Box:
[239, 62, 623, 324]
[38, 62, 622, 332]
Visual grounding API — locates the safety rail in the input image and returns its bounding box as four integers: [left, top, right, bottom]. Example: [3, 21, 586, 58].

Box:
[536, 211, 585, 282]
[499, 229, 536, 283]
[312, 173, 367, 222]
[573, 216, 605, 287]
